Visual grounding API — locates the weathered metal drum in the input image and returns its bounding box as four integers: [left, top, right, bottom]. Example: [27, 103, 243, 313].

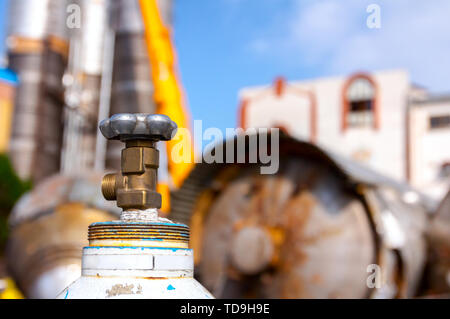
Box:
[425, 190, 450, 295]
[6, 174, 120, 299]
[171, 133, 432, 298]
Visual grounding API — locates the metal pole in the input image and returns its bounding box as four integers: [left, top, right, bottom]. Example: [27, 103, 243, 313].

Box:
[94, 28, 115, 172]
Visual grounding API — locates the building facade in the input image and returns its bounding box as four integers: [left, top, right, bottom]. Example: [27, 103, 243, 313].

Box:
[238, 69, 450, 200]
[409, 95, 450, 199]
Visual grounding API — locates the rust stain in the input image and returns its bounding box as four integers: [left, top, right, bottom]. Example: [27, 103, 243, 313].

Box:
[277, 191, 316, 298]
[311, 274, 323, 285]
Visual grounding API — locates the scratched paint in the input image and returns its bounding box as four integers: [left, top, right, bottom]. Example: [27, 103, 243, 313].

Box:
[105, 284, 143, 298]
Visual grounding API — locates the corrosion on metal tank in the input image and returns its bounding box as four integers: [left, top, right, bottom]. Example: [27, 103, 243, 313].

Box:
[424, 190, 450, 295]
[171, 132, 434, 299]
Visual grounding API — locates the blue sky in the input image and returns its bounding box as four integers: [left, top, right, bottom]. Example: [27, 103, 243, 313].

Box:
[174, 0, 450, 132]
[1, 0, 449, 133]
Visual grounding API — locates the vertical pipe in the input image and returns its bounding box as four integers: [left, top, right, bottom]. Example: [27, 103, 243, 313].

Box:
[7, 0, 68, 183]
[61, 0, 109, 173]
[94, 28, 115, 172]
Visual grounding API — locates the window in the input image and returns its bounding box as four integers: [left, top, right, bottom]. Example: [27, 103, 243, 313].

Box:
[345, 77, 376, 128]
[429, 115, 450, 130]
[438, 162, 450, 180]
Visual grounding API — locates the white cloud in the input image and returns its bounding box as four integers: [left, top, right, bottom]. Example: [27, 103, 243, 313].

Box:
[249, 0, 450, 92]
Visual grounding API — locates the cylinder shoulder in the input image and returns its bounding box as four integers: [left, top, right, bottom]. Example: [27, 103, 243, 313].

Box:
[57, 276, 214, 299]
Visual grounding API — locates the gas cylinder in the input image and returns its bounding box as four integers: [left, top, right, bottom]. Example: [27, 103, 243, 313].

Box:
[57, 114, 213, 299]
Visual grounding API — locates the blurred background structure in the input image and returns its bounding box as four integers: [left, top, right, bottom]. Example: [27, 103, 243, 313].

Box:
[238, 71, 450, 200]
[7, 0, 68, 183]
[0, 0, 449, 299]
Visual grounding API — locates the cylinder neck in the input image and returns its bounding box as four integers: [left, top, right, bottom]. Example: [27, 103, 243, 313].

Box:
[87, 220, 190, 249]
[84, 218, 192, 278]
[84, 213, 192, 278]
[81, 246, 194, 279]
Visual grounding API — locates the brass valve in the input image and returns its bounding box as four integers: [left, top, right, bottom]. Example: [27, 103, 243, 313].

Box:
[99, 114, 177, 211]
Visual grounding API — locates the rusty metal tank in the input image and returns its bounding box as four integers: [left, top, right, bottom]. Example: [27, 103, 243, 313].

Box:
[424, 190, 450, 295]
[106, 0, 173, 169]
[171, 133, 434, 299]
[5, 173, 120, 299]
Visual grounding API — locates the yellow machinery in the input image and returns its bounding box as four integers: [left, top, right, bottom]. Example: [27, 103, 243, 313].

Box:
[139, 0, 195, 212]
[0, 278, 23, 299]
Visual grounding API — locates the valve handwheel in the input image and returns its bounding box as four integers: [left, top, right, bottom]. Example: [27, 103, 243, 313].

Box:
[99, 113, 177, 211]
